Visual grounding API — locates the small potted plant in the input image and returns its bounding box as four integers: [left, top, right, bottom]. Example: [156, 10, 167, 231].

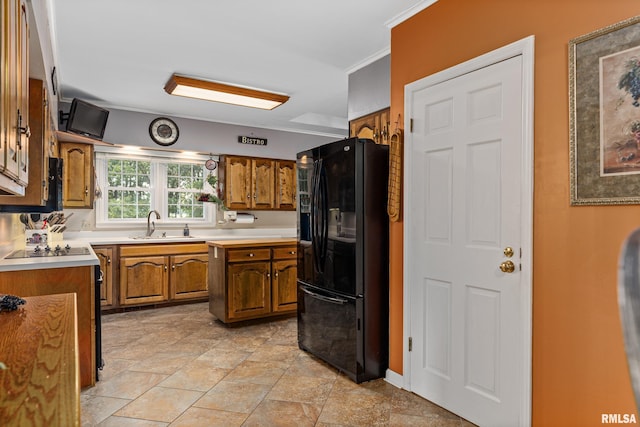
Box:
[197, 174, 225, 209]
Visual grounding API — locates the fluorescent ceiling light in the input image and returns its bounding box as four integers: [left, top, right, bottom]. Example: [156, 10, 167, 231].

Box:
[164, 74, 289, 110]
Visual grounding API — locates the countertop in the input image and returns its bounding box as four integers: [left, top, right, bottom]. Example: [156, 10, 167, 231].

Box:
[0, 241, 99, 272]
[207, 238, 297, 248]
[0, 229, 296, 272]
[0, 293, 80, 426]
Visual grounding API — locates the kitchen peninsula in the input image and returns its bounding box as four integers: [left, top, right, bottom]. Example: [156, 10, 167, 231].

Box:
[0, 243, 99, 388]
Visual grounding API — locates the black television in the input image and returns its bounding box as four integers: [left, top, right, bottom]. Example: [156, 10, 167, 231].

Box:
[66, 98, 109, 140]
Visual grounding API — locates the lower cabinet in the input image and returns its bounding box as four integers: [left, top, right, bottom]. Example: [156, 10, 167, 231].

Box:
[0, 266, 96, 388]
[170, 253, 209, 300]
[208, 239, 297, 323]
[93, 242, 208, 311]
[119, 243, 208, 306]
[120, 255, 169, 305]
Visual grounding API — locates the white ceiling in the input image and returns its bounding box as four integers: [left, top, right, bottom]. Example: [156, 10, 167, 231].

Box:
[47, 0, 431, 138]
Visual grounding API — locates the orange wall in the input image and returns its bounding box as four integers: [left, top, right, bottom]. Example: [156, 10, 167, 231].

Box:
[390, 1, 639, 426]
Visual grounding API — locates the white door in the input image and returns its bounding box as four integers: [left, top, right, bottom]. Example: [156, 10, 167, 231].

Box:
[404, 39, 533, 427]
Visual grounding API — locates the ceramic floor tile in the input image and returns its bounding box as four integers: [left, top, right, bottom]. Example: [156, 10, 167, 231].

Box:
[83, 303, 467, 427]
[193, 380, 272, 413]
[284, 353, 339, 379]
[213, 335, 269, 352]
[168, 407, 248, 427]
[128, 351, 199, 375]
[84, 370, 168, 400]
[318, 389, 391, 426]
[246, 343, 300, 364]
[115, 386, 203, 423]
[389, 413, 464, 427]
[242, 399, 322, 427]
[267, 374, 335, 405]
[391, 388, 461, 420]
[97, 416, 169, 426]
[223, 360, 287, 385]
[80, 395, 130, 426]
[158, 359, 229, 392]
[196, 348, 250, 369]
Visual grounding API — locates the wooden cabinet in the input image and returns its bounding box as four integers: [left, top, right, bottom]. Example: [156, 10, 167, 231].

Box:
[219, 155, 295, 211]
[0, 266, 96, 388]
[349, 107, 391, 145]
[94, 246, 115, 308]
[0, 0, 30, 195]
[272, 246, 297, 312]
[119, 243, 208, 307]
[275, 160, 296, 210]
[120, 255, 168, 305]
[219, 155, 275, 210]
[170, 253, 209, 300]
[208, 239, 297, 323]
[0, 79, 55, 206]
[60, 141, 94, 208]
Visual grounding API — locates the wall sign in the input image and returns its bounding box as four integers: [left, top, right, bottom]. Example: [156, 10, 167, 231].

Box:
[238, 136, 267, 146]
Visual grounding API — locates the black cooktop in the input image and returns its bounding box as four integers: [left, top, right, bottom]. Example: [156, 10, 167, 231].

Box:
[5, 245, 91, 259]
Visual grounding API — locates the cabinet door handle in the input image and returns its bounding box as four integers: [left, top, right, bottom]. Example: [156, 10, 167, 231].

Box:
[275, 272, 279, 278]
[85, 186, 89, 195]
[107, 257, 111, 264]
[172, 265, 175, 271]
[164, 265, 168, 271]
[247, 194, 251, 199]
[267, 273, 271, 278]
[254, 193, 257, 199]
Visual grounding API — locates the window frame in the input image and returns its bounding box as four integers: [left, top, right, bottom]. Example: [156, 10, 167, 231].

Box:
[94, 147, 218, 228]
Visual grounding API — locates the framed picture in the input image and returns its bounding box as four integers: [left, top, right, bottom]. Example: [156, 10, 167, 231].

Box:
[570, 16, 640, 205]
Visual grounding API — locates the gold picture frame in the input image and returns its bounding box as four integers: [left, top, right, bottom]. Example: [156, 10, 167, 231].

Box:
[570, 15, 640, 205]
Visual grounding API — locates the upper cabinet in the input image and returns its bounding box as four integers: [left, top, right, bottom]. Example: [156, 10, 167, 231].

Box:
[0, 78, 55, 206]
[219, 155, 294, 211]
[59, 141, 94, 208]
[275, 160, 296, 210]
[349, 107, 391, 145]
[0, 0, 30, 195]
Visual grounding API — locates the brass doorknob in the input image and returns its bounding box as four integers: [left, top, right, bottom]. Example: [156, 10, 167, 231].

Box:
[499, 260, 515, 273]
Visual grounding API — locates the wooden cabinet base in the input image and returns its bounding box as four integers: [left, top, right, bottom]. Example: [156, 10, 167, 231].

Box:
[208, 239, 297, 324]
[0, 294, 80, 426]
[0, 266, 96, 388]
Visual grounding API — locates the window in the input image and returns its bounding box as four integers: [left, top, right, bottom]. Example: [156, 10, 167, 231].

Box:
[95, 150, 216, 227]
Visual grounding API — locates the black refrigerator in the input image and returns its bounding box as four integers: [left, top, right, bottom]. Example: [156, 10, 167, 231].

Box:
[296, 137, 389, 383]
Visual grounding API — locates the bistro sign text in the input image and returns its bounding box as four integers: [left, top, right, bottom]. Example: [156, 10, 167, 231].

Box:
[238, 136, 267, 146]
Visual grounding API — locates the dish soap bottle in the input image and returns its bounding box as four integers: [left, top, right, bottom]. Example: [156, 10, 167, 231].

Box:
[183, 224, 190, 237]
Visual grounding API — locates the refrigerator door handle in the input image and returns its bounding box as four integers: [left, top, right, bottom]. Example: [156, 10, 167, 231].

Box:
[311, 159, 323, 273]
[300, 286, 348, 305]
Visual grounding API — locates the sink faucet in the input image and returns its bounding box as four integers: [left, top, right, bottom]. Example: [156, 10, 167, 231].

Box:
[146, 210, 161, 237]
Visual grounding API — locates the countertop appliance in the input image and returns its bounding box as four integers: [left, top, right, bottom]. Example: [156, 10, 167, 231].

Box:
[296, 137, 389, 383]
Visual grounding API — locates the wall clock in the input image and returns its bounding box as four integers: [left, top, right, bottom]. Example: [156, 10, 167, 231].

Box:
[149, 117, 179, 146]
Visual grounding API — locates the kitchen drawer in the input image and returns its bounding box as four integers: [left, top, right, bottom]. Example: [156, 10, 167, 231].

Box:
[272, 247, 297, 260]
[227, 248, 270, 262]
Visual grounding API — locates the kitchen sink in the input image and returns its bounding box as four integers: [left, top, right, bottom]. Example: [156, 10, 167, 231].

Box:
[130, 234, 199, 240]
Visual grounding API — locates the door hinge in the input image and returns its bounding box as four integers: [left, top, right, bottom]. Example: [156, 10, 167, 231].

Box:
[408, 337, 413, 352]
[410, 118, 414, 133]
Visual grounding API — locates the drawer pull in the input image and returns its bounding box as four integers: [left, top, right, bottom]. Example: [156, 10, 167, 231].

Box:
[289, 251, 296, 255]
[248, 253, 255, 257]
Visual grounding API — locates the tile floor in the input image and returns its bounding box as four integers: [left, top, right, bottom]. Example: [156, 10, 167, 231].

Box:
[81, 302, 475, 426]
